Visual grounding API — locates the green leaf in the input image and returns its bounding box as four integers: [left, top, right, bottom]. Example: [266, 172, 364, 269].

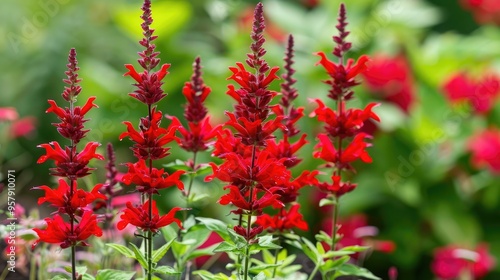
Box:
[321, 256, 350, 274]
[336, 263, 381, 279]
[129, 242, 148, 269]
[51, 276, 68, 280]
[193, 270, 232, 280]
[319, 197, 336, 207]
[163, 159, 191, 171]
[196, 217, 230, 241]
[161, 224, 178, 242]
[213, 241, 237, 253]
[153, 238, 175, 263]
[75, 266, 87, 275]
[187, 243, 220, 261]
[96, 269, 136, 280]
[106, 243, 135, 259]
[252, 272, 266, 280]
[154, 265, 180, 275]
[82, 274, 95, 280]
[301, 237, 322, 264]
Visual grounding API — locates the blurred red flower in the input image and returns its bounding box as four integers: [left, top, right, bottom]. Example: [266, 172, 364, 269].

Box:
[468, 128, 500, 173]
[33, 211, 102, 249]
[362, 55, 415, 113]
[431, 244, 495, 279]
[442, 72, 500, 114]
[0, 107, 19, 121]
[461, 0, 500, 25]
[117, 200, 181, 233]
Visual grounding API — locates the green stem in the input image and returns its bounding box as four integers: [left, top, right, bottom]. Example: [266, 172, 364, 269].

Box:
[243, 211, 253, 280]
[330, 197, 339, 252]
[271, 237, 282, 279]
[71, 246, 76, 280]
[307, 263, 320, 280]
[147, 191, 153, 280]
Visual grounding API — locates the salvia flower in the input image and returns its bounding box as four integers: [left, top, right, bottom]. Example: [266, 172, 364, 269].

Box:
[256, 204, 309, 232]
[34, 179, 105, 215]
[122, 159, 185, 194]
[117, 200, 182, 234]
[461, 0, 500, 25]
[33, 211, 103, 249]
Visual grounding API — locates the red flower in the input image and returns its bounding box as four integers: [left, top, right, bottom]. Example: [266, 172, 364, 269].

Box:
[120, 108, 178, 160]
[228, 62, 280, 92]
[206, 151, 290, 189]
[256, 204, 308, 232]
[0, 107, 19, 121]
[46, 97, 98, 143]
[431, 244, 495, 280]
[265, 134, 308, 168]
[33, 211, 102, 249]
[461, 0, 500, 25]
[124, 64, 171, 105]
[34, 178, 106, 214]
[117, 200, 182, 233]
[11, 117, 36, 138]
[442, 72, 500, 114]
[218, 185, 283, 214]
[314, 133, 373, 166]
[362, 55, 415, 113]
[122, 159, 185, 194]
[468, 129, 500, 174]
[316, 174, 356, 197]
[226, 112, 285, 146]
[170, 116, 220, 153]
[310, 99, 380, 138]
[37, 141, 104, 178]
[314, 52, 369, 80]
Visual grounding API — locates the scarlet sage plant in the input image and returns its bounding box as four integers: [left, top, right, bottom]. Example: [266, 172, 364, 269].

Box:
[33, 48, 105, 280]
[204, 3, 291, 279]
[113, 0, 185, 279]
[303, 3, 381, 280]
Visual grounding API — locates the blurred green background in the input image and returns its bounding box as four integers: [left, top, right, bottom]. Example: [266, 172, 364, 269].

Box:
[2, 0, 500, 279]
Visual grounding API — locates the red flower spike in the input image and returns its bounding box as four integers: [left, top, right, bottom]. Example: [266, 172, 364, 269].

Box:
[256, 204, 309, 232]
[61, 48, 82, 102]
[34, 179, 106, 214]
[32, 211, 102, 249]
[117, 200, 182, 233]
[122, 159, 185, 194]
[219, 185, 283, 214]
[314, 52, 370, 81]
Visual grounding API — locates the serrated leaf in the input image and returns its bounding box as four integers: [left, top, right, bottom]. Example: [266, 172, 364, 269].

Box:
[153, 238, 175, 263]
[129, 242, 148, 269]
[106, 243, 135, 259]
[154, 265, 180, 275]
[96, 269, 136, 280]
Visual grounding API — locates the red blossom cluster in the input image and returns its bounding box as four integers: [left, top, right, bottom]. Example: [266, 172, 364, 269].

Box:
[117, 0, 183, 234]
[362, 54, 416, 113]
[442, 71, 500, 114]
[431, 244, 495, 279]
[33, 49, 104, 251]
[0, 107, 36, 138]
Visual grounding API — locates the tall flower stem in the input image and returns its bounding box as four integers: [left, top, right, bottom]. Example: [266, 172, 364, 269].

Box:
[243, 143, 258, 280]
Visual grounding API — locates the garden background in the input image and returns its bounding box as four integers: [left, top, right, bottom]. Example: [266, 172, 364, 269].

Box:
[1, 0, 500, 279]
